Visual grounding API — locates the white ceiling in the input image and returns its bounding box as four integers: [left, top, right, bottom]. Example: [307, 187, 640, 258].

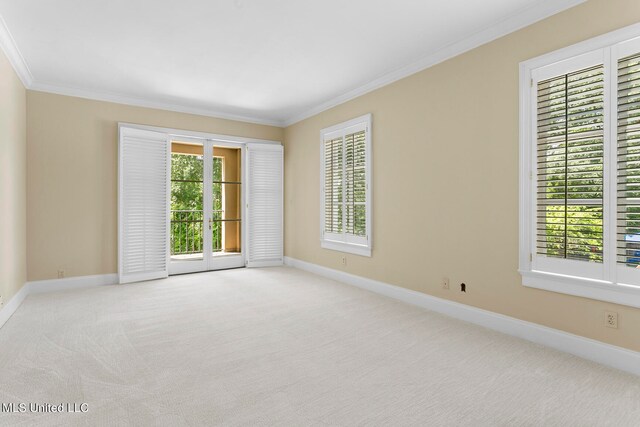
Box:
[0, 0, 583, 126]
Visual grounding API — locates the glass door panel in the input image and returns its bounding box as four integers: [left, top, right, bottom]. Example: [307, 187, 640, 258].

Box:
[169, 140, 206, 274]
[209, 146, 243, 268]
[212, 183, 242, 256]
[169, 140, 244, 274]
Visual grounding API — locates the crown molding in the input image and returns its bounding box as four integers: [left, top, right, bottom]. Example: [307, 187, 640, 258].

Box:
[29, 81, 284, 127]
[1, 1, 585, 129]
[0, 11, 282, 128]
[281, 0, 586, 127]
[0, 14, 33, 87]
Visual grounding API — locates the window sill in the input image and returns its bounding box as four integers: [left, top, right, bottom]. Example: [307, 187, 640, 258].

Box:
[520, 270, 640, 309]
[321, 240, 371, 257]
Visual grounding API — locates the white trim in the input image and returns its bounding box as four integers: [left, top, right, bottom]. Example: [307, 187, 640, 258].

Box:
[29, 83, 282, 127]
[0, 274, 118, 329]
[531, 49, 604, 82]
[2, 3, 585, 127]
[519, 21, 640, 305]
[521, 270, 640, 308]
[321, 116, 369, 135]
[1, 15, 275, 126]
[283, 0, 586, 126]
[27, 274, 118, 294]
[321, 240, 371, 257]
[519, 23, 640, 72]
[167, 137, 246, 275]
[118, 122, 281, 146]
[0, 8, 279, 128]
[320, 114, 372, 257]
[284, 256, 640, 377]
[0, 283, 29, 329]
[0, 15, 33, 87]
[518, 61, 532, 274]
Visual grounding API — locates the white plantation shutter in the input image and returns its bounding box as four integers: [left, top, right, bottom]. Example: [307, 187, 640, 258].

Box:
[616, 48, 640, 286]
[118, 126, 170, 283]
[246, 143, 283, 267]
[324, 136, 343, 234]
[535, 63, 605, 274]
[521, 28, 640, 307]
[320, 114, 372, 256]
[344, 130, 367, 237]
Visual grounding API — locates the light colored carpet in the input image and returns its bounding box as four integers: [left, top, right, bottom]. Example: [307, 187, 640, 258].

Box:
[0, 267, 639, 426]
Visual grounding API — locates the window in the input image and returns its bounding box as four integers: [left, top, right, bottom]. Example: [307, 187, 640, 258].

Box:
[320, 114, 372, 256]
[520, 24, 640, 308]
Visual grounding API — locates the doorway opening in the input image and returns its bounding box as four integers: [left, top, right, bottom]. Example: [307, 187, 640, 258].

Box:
[169, 138, 244, 274]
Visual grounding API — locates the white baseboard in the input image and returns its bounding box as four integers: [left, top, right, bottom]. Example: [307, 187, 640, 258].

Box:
[27, 273, 118, 294]
[284, 256, 640, 377]
[0, 282, 30, 330]
[0, 273, 118, 329]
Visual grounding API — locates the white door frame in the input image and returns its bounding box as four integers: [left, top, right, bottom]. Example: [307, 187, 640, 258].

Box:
[207, 139, 247, 271]
[118, 122, 281, 276]
[169, 138, 247, 275]
[168, 136, 210, 275]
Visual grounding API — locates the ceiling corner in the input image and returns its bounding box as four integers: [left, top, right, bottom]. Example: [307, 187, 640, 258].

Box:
[0, 14, 33, 88]
[281, 0, 587, 127]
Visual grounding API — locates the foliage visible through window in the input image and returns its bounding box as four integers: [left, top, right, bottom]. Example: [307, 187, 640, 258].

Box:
[520, 26, 640, 302]
[170, 153, 223, 256]
[536, 65, 604, 263]
[617, 53, 640, 267]
[321, 114, 371, 256]
[324, 130, 367, 237]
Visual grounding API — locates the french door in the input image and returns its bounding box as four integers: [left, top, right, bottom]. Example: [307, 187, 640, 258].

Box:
[118, 124, 283, 284]
[169, 137, 245, 274]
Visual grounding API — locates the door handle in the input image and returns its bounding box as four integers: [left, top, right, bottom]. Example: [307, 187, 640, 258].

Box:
[208, 218, 213, 230]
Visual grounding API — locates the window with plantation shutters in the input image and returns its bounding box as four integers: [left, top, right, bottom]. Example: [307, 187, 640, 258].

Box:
[536, 65, 605, 264]
[520, 27, 640, 308]
[617, 53, 640, 267]
[617, 49, 640, 286]
[324, 136, 343, 234]
[321, 114, 372, 257]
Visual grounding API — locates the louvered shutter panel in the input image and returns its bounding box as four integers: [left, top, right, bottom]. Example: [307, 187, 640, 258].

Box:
[344, 129, 367, 238]
[246, 143, 283, 267]
[118, 127, 170, 283]
[617, 52, 640, 270]
[320, 115, 371, 256]
[324, 136, 343, 234]
[536, 65, 605, 263]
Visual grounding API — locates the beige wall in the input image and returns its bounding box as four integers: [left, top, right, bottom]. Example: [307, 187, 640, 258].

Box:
[284, 0, 640, 352]
[0, 49, 27, 303]
[27, 92, 283, 281]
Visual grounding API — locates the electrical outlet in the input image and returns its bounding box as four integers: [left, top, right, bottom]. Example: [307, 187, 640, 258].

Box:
[460, 283, 466, 293]
[605, 311, 618, 329]
[442, 277, 450, 290]
[57, 269, 65, 279]
[341, 256, 347, 266]
[0, 295, 3, 308]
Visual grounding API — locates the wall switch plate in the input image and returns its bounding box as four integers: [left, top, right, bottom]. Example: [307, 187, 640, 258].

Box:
[57, 269, 65, 279]
[605, 311, 618, 329]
